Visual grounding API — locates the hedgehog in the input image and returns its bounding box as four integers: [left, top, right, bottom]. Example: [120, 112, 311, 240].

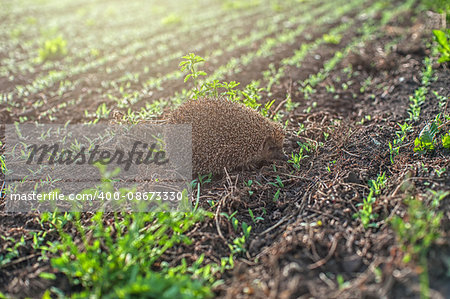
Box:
[167, 97, 285, 175]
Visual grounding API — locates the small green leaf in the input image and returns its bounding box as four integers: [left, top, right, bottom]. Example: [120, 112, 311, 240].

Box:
[184, 74, 192, 83]
[39, 272, 57, 280]
[433, 29, 450, 63]
[41, 290, 52, 299]
[433, 30, 450, 51]
[437, 55, 450, 63]
[442, 133, 450, 149]
[273, 189, 280, 201]
[414, 122, 439, 153]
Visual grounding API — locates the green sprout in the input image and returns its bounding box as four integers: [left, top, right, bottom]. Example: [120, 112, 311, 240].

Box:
[38, 36, 68, 62]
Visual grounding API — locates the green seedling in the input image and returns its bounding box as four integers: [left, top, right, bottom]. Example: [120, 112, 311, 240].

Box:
[267, 177, 284, 201]
[407, 58, 434, 122]
[261, 99, 276, 118]
[325, 84, 336, 93]
[218, 81, 239, 99]
[0, 235, 26, 267]
[358, 115, 372, 125]
[295, 123, 306, 135]
[414, 121, 439, 153]
[354, 171, 388, 228]
[203, 79, 221, 97]
[407, 87, 426, 122]
[248, 208, 264, 224]
[220, 211, 237, 227]
[432, 91, 448, 108]
[360, 76, 373, 93]
[389, 122, 412, 164]
[245, 180, 254, 195]
[228, 221, 253, 255]
[435, 167, 447, 177]
[190, 173, 212, 190]
[398, 122, 413, 136]
[420, 57, 434, 87]
[229, 235, 247, 255]
[369, 172, 387, 195]
[231, 217, 239, 231]
[343, 65, 353, 78]
[326, 160, 336, 172]
[239, 80, 262, 109]
[272, 176, 284, 188]
[390, 191, 449, 299]
[220, 211, 239, 232]
[179, 53, 206, 95]
[273, 189, 281, 202]
[432, 29, 450, 63]
[284, 94, 299, 112]
[39, 210, 72, 228]
[288, 148, 305, 170]
[178, 55, 270, 118]
[263, 63, 283, 95]
[442, 131, 450, 149]
[198, 173, 212, 185]
[38, 36, 68, 62]
[337, 274, 350, 290]
[242, 222, 252, 240]
[353, 190, 379, 229]
[94, 103, 111, 119]
[299, 84, 316, 100]
[305, 140, 320, 152]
